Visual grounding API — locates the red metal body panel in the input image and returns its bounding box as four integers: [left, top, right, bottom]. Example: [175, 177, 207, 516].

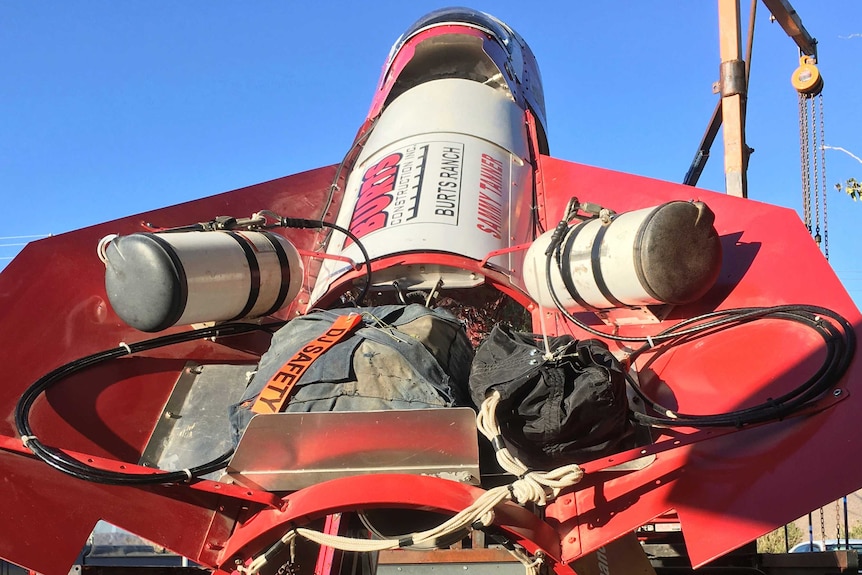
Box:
[2, 154, 862, 572]
[367, 26, 488, 121]
[2, 9, 861, 574]
[218, 475, 562, 571]
[0, 166, 340, 574]
[535, 155, 862, 567]
[1, 152, 860, 574]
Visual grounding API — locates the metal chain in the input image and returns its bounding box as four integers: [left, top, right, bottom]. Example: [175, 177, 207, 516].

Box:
[811, 97, 821, 246]
[821, 507, 827, 543]
[798, 93, 812, 232]
[837, 500, 842, 540]
[275, 536, 299, 575]
[819, 93, 829, 259]
[276, 562, 299, 575]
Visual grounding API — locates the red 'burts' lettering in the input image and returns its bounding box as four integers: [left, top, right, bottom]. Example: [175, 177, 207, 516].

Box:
[346, 153, 402, 244]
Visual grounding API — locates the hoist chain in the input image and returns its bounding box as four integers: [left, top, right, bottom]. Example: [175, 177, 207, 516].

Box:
[798, 93, 812, 233]
[819, 93, 829, 260]
[797, 90, 829, 260]
[796, 49, 830, 259]
[837, 500, 842, 540]
[276, 562, 300, 575]
[812, 96, 821, 246]
[820, 507, 826, 543]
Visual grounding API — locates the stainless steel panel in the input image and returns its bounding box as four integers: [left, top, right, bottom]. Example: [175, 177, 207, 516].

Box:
[226, 408, 480, 491]
[140, 363, 255, 479]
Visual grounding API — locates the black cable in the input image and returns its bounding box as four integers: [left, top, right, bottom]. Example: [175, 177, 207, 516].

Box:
[261, 214, 373, 306]
[15, 321, 284, 485]
[541, 217, 856, 430]
[628, 308, 852, 428]
[25, 210, 370, 484]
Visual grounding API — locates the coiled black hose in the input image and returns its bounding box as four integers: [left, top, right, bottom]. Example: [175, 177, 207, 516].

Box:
[542, 218, 856, 429]
[15, 321, 283, 485]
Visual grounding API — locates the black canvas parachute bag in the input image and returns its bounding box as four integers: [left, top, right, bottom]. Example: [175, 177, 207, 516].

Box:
[470, 324, 632, 470]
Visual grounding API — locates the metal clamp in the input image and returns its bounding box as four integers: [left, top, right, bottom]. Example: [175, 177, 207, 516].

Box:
[719, 59, 747, 97]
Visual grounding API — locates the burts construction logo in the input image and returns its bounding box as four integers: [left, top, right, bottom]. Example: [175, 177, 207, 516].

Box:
[347, 152, 403, 244]
[344, 143, 464, 246]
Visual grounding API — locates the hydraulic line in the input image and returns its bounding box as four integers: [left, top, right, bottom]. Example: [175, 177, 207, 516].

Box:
[16, 210, 374, 484]
[15, 321, 284, 485]
[541, 211, 855, 430]
[257, 211, 374, 306]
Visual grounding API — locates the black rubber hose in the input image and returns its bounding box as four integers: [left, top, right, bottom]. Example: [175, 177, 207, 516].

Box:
[15, 321, 282, 485]
[540, 220, 856, 429]
[274, 217, 373, 306]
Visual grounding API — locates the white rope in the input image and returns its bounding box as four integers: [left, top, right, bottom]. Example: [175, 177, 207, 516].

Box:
[476, 391, 584, 505]
[237, 485, 513, 575]
[238, 391, 584, 575]
[531, 260, 555, 361]
[239, 530, 299, 575]
[507, 545, 544, 575]
[96, 234, 118, 265]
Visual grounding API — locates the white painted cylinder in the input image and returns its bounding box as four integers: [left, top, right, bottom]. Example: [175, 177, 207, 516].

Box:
[310, 78, 533, 301]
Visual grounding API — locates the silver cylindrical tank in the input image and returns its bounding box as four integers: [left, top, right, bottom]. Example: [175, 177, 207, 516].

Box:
[523, 201, 722, 310]
[103, 231, 303, 332]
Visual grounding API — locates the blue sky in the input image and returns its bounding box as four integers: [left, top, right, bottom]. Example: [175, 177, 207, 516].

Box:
[2, 2, 861, 304]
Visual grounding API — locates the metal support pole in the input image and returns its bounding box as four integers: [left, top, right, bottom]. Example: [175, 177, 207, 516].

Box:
[718, 0, 749, 197]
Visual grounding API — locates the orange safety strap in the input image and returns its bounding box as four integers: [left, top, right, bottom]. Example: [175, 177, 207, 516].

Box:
[251, 313, 363, 415]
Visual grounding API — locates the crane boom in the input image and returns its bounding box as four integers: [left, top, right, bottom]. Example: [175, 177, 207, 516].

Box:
[761, 0, 818, 56]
